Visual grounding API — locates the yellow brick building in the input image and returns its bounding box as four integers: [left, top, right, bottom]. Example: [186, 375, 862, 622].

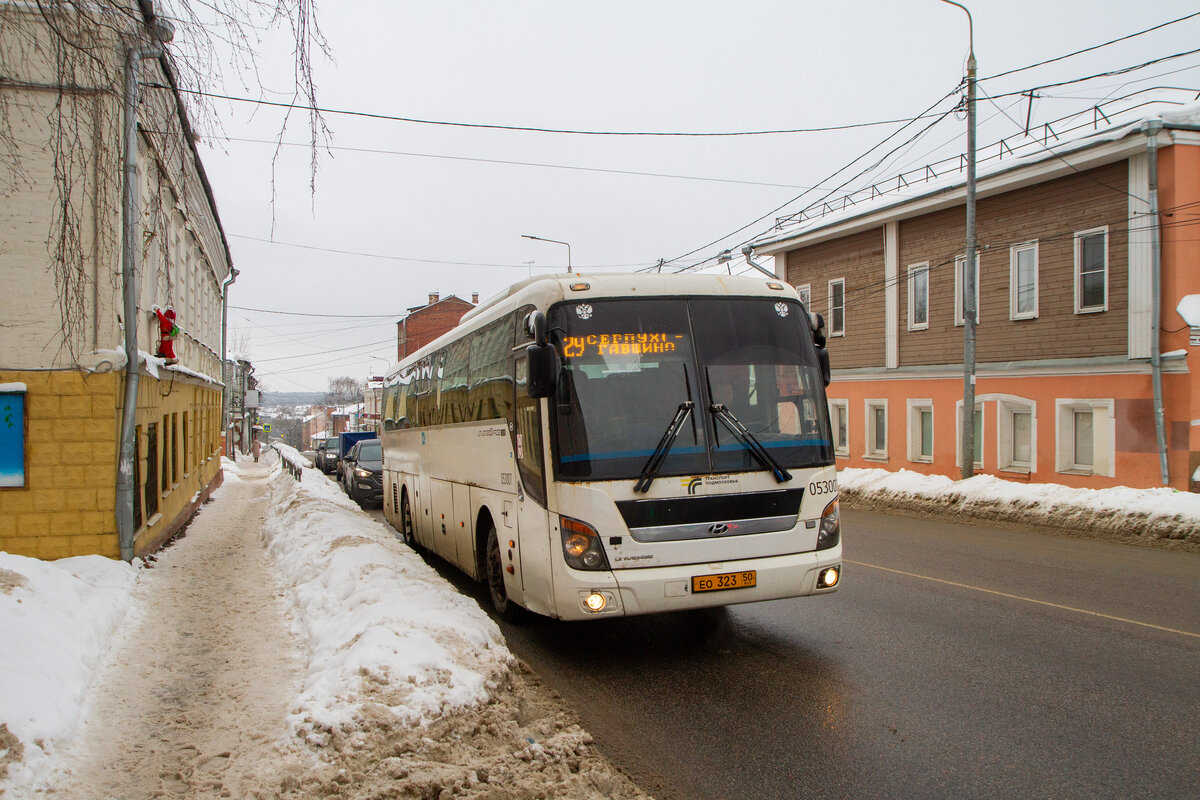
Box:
[0, 3, 232, 560]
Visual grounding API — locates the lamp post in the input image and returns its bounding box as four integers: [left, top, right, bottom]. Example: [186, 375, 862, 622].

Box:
[522, 234, 572, 274]
[941, 0, 978, 479]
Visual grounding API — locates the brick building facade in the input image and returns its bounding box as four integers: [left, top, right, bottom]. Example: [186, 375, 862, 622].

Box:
[397, 293, 478, 361]
[754, 103, 1200, 491]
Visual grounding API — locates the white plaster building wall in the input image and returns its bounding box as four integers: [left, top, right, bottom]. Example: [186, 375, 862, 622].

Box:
[0, 8, 229, 381]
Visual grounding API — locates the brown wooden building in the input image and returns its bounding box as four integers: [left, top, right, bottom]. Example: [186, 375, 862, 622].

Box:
[755, 104, 1200, 491]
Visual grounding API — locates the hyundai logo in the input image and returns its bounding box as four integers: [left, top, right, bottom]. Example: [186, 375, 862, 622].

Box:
[708, 523, 729, 535]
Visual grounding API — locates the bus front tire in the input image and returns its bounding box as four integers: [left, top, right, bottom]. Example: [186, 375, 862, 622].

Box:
[399, 493, 416, 547]
[485, 523, 520, 622]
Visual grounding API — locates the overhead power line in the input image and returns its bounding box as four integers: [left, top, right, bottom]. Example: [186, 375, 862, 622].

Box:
[981, 10, 1200, 82]
[216, 136, 820, 190]
[230, 304, 399, 318]
[153, 84, 956, 137]
[227, 234, 644, 269]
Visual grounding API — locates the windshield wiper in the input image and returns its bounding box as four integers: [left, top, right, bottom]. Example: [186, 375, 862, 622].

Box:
[634, 401, 695, 493]
[709, 403, 793, 483]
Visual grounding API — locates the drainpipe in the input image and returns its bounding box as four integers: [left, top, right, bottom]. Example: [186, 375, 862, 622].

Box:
[220, 267, 240, 458]
[115, 43, 165, 563]
[1146, 119, 1169, 486]
[740, 246, 778, 279]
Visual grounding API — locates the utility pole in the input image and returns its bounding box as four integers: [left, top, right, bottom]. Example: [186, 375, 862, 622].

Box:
[942, 0, 978, 479]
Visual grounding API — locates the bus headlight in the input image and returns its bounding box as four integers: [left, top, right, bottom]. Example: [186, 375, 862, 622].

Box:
[817, 497, 840, 551]
[560, 516, 610, 571]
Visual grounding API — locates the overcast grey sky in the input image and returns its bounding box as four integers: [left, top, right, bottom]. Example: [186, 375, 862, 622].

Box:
[189, 0, 1200, 394]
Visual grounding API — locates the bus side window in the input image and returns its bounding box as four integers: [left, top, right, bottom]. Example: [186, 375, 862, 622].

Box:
[514, 355, 546, 506]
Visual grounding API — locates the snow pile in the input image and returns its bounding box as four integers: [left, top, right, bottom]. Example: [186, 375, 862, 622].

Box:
[0, 553, 138, 787]
[839, 467, 1200, 544]
[262, 445, 513, 742]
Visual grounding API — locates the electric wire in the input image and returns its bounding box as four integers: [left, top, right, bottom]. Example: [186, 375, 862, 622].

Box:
[151, 84, 954, 137]
[980, 11, 1200, 82]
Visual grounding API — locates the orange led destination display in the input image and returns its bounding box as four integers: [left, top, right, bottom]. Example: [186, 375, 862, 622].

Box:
[562, 333, 685, 358]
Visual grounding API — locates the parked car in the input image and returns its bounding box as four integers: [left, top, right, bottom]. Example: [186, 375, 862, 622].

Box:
[341, 438, 383, 506]
[315, 439, 339, 474]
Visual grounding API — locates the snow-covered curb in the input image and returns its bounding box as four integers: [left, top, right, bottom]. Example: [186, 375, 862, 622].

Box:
[263, 444, 513, 743]
[838, 467, 1200, 544]
[0, 554, 139, 787]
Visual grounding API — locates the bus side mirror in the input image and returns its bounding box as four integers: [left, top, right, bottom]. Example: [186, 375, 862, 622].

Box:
[808, 311, 830, 385]
[527, 343, 557, 398]
[524, 310, 557, 397]
[817, 347, 831, 387]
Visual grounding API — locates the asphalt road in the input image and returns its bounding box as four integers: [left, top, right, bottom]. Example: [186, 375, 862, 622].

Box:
[486, 509, 1200, 800]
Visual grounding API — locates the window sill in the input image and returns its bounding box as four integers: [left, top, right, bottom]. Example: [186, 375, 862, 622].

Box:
[863, 454, 889, 462]
[907, 325, 928, 332]
[909, 456, 933, 464]
[1010, 314, 1038, 321]
[145, 512, 163, 528]
[834, 451, 850, 459]
[1058, 467, 1095, 476]
[1075, 307, 1106, 315]
[999, 465, 1032, 475]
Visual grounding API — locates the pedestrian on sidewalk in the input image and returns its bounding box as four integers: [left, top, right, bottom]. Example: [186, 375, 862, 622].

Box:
[252, 435, 261, 463]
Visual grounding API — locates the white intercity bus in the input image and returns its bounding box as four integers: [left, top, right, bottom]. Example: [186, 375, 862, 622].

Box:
[380, 274, 842, 621]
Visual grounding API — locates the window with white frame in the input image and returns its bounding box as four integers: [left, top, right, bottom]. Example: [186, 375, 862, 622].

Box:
[796, 283, 812, 309]
[1055, 399, 1114, 476]
[907, 263, 929, 330]
[997, 397, 1036, 473]
[906, 399, 934, 463]
[955, 401, 984, 468]
[1074, 227, 1108, 313]
[865, 399, 887, 459]
[828, 399, 849, 457]
[954, 254, 980, 326]
[1009, 242, 1038, 320]
[828, 279, 845, 336]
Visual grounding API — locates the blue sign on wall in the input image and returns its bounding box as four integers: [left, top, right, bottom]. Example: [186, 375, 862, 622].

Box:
[0, 392, 25, 488]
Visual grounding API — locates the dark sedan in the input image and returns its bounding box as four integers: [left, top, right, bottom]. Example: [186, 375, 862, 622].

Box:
[341, 439, 383, 506]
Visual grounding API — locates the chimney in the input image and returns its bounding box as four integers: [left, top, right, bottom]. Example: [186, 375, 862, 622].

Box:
[428, 292, 439, 305]
[472, 292, 479, 304]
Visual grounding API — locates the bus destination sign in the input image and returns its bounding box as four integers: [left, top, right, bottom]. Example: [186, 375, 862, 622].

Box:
[562, 333, 684, 359]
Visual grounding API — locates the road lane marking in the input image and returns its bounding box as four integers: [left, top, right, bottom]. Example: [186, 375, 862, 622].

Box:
[846, 560, 1200, 640]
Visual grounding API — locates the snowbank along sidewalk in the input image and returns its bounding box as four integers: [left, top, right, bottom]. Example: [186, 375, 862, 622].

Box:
[1, 450, 650, 800]
[838, 467, 1200, 547]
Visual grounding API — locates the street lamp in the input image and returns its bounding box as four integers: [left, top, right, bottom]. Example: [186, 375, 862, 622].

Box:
[522, 234, 572, 274]
[941, 0, 978, 479]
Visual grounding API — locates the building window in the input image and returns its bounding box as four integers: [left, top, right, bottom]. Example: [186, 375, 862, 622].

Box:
[0, 389, 27, 489]
[1009, 242, 1038, 320]
[906, 399, 934, 463]
[145, 422, 159, 518]
[955, 401, 984, 469]
[828, 278, 845, 336]
[170, 412, 179, 484]
[954, 254, 980, 327]
[829, 399, 849, 457]
[865, 399, 887, 459]
[1054, 399, 1114, 476]
[997, 397, 1036, 473]
[907, 263, 929, 330]
[796, 283, 811, 309]
[1075, 227, 1108, 313]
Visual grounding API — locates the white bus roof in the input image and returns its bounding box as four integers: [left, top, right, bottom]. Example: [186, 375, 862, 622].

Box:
[385, 273, 797, 380]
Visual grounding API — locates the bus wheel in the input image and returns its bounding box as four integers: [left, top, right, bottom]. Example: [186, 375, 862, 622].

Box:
[399, 493, 415, 548]
[485, 523, 519, 622]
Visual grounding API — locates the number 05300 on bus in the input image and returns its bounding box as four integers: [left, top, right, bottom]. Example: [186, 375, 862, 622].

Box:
[380, 274, 842, 621]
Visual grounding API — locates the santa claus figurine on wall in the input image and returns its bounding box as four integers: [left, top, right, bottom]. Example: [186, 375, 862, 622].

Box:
[153, 305, 179, 365]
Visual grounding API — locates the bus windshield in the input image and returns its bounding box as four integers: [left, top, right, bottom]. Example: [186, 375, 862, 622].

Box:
[550, 297, 833, 481]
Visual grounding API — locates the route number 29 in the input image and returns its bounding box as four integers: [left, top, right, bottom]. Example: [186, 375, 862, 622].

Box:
[808, 479, 837, 496]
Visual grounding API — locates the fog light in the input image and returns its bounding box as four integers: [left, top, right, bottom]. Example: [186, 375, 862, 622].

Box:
[584, 593, 607, 612]
[818, 566, 840, 588]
